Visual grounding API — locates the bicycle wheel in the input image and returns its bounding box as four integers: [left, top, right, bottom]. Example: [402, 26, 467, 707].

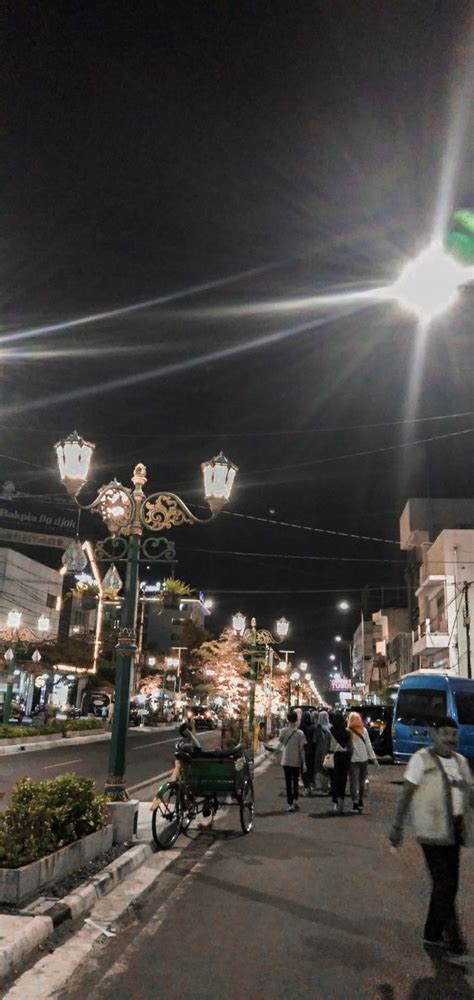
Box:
[152, 783, 182, 849]
[239, 779, 254, 834]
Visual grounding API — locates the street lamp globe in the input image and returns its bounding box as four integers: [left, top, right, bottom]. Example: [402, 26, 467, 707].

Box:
[305, 672, 311, 681]
[232, 612, 246, 635]
[201, 452, 238, 513]
[7, 610, 21, 629]
[55, 431, 95, 497]
[390, 242, 466, 324]
[290, 670, 300, 682]
[338, 600, 350, 611]
[334, 635, 342, 642]
[329, 654, 336, 662]
[37, 614, 50, 633]
[275, 617, 289, 640]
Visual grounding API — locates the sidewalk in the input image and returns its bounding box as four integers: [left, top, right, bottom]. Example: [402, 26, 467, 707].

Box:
[10, 756, 474, 1000]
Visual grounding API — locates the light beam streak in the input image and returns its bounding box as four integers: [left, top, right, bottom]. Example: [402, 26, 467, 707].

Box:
[0, 260, 285, 348]
[0, 303, 374, 418]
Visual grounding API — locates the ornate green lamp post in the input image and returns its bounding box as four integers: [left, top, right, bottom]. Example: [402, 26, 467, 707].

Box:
[232, 613, 289, 748]
[56, 432, 237, 799]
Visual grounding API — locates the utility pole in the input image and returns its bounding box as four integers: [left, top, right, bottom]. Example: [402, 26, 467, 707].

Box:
[463, 582, 472, 680]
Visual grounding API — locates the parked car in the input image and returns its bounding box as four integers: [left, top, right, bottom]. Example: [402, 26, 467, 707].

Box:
[187, 706, 218, 730]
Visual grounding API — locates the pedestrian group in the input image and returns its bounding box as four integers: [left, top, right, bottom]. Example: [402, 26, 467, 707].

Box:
[277, 706, 473, 956]
[277, 707, 378, 813]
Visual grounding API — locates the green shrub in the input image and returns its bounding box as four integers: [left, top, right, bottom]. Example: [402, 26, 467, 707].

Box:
[0, 718, 104, 741]
[65, 718, 104, 732]
[0, 723, 57, 739]
[0, 774, 107, 868]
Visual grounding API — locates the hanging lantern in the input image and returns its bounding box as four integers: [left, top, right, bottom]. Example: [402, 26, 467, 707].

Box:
[62, 539, 88, 573]
[55, 431, 95, 497]
[201, 452, 238, 513]
[232, 612, 246, 635]
[37, 614, 50, 633]
[7, 610, 21, 629]
[276, 617, 289, 639]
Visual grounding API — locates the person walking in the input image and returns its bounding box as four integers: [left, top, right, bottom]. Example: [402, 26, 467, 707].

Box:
[278, 709, 307, 812]
[312, 710, 332, 795]
[299, 707, 315, 793]
[328, 712, 352, 814]
[347, 710, 378, 813]
[389, 716, 472, 954]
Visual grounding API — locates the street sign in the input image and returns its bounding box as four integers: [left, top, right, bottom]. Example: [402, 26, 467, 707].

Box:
[0, 495, 76, 538]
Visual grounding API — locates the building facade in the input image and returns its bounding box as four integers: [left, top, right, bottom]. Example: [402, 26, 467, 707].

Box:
[400, 500, 474, 678]
[0, 547, 63, 714]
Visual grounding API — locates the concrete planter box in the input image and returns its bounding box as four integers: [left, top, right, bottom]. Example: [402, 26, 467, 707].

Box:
[0, 824, 113, 905]
[0, 734, 61, 747]
[105, 800, 139, 844]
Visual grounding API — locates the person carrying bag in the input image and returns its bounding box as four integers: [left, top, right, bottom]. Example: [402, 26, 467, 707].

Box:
[326, 712, 352, 814]
[347, 711, 379, 814]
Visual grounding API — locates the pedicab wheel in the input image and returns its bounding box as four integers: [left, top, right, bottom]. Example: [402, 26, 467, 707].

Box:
[239, 779, 255, 834]
[152, 784, 182, 849]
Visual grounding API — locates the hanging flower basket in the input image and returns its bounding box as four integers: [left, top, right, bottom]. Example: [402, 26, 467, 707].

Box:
[68, 582, 100, 610]
[161, 578, 194, 609]
[81, 594, 98, 611]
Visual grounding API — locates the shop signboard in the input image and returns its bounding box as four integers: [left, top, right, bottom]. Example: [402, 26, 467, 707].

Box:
[330, 676, 351, 692]
[0, 494, 75, 549]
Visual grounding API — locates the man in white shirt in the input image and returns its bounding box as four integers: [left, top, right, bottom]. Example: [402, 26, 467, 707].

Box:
[389, 716, 472, 955]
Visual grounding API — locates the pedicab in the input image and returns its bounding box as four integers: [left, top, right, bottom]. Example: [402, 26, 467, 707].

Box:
[150, 737, 255, 848]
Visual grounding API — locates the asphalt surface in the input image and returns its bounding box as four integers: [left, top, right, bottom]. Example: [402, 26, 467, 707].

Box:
[52, 760, 474, 1000]
[0, 728, 219, 805]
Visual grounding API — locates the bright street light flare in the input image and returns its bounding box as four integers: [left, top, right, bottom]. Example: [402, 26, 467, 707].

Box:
[390, 242, 467, 324]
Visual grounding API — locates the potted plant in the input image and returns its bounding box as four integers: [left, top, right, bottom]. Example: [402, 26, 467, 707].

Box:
[161, 578, 194, 609]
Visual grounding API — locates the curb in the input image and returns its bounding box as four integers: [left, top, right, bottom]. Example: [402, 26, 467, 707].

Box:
[0, 732, 110, 757]
[0, 841, 153, 985]
[0, 724, 178, 757]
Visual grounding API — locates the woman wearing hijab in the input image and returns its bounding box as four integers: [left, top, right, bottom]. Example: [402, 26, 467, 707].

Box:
[312, 710, 332, 794]
[328, 712, 352, 814]
[347, 711, 378, 813]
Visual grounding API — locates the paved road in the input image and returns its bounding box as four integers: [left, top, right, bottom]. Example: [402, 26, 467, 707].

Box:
[57, 760, 474, 1000]
[0, 728, 219, 805]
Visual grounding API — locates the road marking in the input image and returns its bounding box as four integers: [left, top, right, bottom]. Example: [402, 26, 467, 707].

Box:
[42, 759, 82, 770]
[130, 738, 178, 751]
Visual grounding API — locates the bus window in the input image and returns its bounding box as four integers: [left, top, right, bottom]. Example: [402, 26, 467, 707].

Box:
[397, 689, 447, 724]
[455, 692, 474, 725]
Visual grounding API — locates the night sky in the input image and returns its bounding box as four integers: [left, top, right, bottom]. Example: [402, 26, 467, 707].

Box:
[1, 1, 473, 689]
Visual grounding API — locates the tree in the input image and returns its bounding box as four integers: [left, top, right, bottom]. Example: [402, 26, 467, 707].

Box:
[185, 628, 249, 715]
